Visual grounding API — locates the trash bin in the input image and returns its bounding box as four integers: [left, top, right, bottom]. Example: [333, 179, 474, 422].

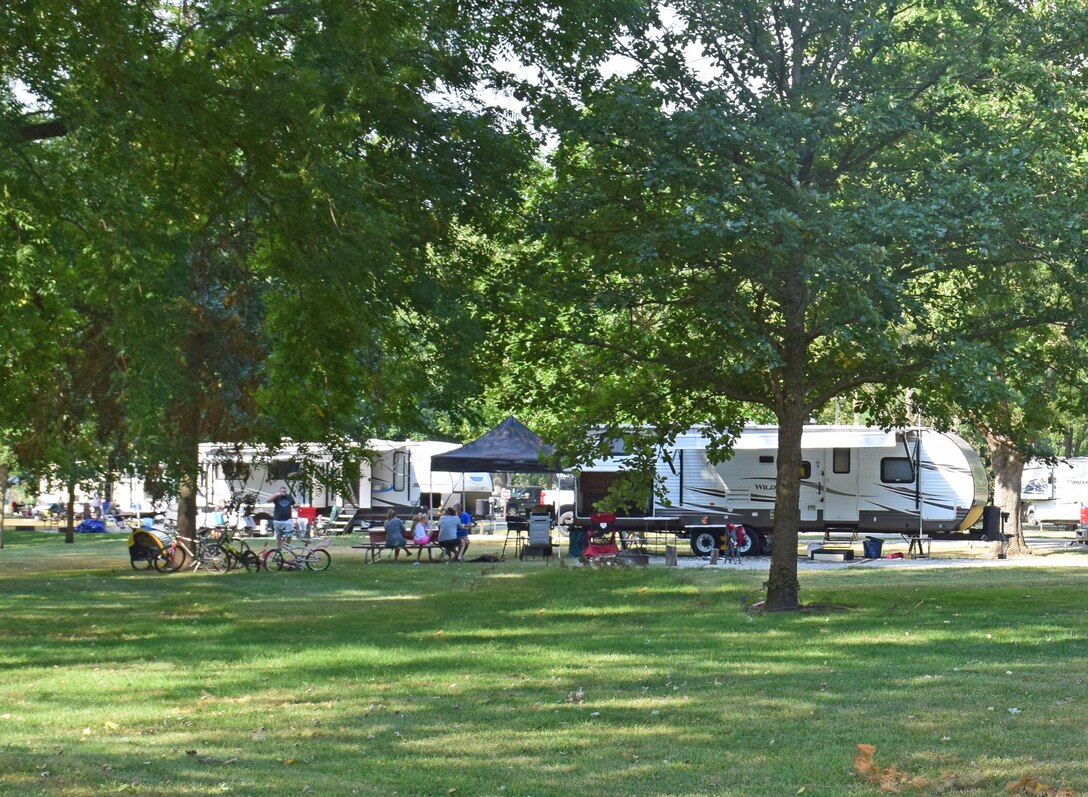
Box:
[863, 536, 883, 558]
[474, 498, 490, 519]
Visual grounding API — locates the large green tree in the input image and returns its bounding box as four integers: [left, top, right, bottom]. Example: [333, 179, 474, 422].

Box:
[910, 324, 1088, 556]
[2, 1, 530, 540]
[494, 0, 1088, 609]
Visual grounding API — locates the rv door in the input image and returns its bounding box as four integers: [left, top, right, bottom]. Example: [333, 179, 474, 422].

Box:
[822, 447, 860, 522]
[798, 457, 820, 522]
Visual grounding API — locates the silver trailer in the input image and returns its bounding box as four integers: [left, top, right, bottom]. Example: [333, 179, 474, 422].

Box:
[199, 440, 492, 527]
[1021, 458, 1088, 528]
[573, 425, 988, 556]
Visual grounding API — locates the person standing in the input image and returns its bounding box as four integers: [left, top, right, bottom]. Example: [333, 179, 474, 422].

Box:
[455, 502, 472, 562]
[269, 486, 297, 546]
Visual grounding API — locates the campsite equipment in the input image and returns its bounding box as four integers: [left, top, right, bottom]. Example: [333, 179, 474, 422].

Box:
[863, 537, 884, 558]
[583, 512, 620, 563]
[520, 508, 554, 561]
[128, 527, 173, 570]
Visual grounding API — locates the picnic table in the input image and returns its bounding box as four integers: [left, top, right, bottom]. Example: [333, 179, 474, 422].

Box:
[352, 529, 446, 563]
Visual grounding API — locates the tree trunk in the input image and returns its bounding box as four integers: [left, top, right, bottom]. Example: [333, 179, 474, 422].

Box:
[65, 481, 76, 544]
[985, 432, 1029, 556]
[766, 411, 804, 610]
[175, 401, 202, 548]
[0, 461, 7, 549]
[765, 335, 808, 611]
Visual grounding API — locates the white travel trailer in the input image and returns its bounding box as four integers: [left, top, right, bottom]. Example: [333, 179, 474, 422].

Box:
[362, 440, 493, 518]
[199, 440, 492, 527]
[1020, 458, 1088, 528]
[572, 425, 988, 556]
[31, 473, 168, 517]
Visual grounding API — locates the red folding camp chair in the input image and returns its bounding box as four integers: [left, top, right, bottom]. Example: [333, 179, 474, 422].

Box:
[583, 512, 620, 563]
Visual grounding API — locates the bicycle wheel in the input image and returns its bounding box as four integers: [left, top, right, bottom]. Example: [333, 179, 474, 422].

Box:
[266, 549, 286, 572]
[240, 550, 262, 573]
[305, 549, 331, 571]
[154, 545, 186, 573]
[201, 545, 230, 573]
[219, 546, 240, 571]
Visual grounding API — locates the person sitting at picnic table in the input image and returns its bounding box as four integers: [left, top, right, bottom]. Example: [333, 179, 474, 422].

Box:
[437, 507, 462, 561]
[383, 509, 411, 561]
[411, 513, 432, 547]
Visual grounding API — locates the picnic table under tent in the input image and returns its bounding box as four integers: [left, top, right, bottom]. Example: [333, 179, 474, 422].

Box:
[430, 416, 563, 559]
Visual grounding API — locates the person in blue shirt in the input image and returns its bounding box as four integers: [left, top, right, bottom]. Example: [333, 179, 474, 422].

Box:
[268, 486, 297, 546]
[454, 502, 472, 562]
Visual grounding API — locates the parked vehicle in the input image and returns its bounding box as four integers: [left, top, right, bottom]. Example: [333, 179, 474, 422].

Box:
[570, 425, 989, 556]
[1020, 458, 1088, 528]
[504, 485, 545, 525]
[199, 440, 492, 530]
[542, 473, 576, 531]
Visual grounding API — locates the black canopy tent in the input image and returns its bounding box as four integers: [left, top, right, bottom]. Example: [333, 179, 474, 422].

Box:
[431, 416, 561, 557]
[430, 416, 559, 474]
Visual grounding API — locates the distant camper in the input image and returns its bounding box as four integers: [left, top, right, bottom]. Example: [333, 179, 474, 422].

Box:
[1021, 458, 1088, 528]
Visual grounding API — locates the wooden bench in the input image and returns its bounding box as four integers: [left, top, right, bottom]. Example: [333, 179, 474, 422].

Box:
[352, 530, 447, 563]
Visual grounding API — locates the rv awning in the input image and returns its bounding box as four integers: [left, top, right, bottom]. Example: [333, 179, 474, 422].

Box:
[732, 426, 901, 450]
[365, 440, 408, 453]
[430, 416, 559, 473]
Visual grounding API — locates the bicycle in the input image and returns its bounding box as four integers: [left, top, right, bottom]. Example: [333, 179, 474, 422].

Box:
[264, 537, 331, 572]
[154, 528, 230, 574]
[206, 528, 261, 573]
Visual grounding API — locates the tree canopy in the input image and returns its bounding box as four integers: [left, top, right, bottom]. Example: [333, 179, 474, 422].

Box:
[1, 0, 532, 534]
[493, 0, 1088, 608]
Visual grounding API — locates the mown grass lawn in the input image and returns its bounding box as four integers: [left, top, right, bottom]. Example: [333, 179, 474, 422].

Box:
[0, 530, 1086, 797]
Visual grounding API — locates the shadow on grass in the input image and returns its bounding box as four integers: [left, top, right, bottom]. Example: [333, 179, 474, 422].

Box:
[2, 534, 1088, 795]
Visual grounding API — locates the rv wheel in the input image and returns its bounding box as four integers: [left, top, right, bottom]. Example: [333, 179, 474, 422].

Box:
[690, 529, 721, 557]
[558, 511, 574, 536]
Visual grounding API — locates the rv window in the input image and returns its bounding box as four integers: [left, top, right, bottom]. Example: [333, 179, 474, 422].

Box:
[833, 448, 850, 474]
[881, 457, 915, 483]
[759, 455, 774, 464]
[800, 461, 811, 479]
[221, 461, 249, 482]
[270, 460, 300, 481]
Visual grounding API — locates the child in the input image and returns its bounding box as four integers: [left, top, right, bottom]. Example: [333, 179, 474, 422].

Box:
[412, 513, 430, 546]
